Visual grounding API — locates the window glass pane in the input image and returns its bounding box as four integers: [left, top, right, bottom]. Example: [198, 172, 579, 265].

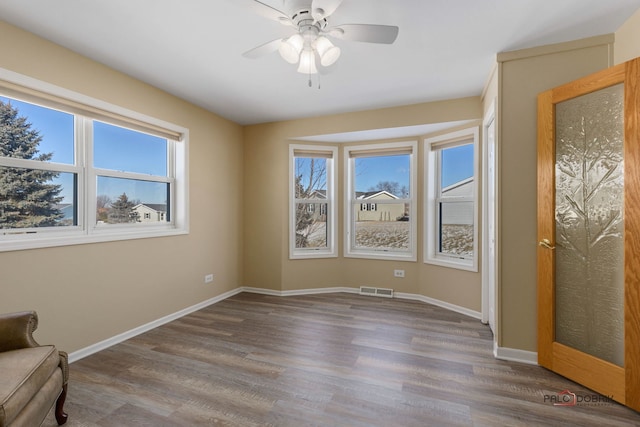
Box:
[96, 176, 169, 224]
[439, 201, 474, 256]
[354, 210, 410, 251]
[294, 157, 327, 199]
[295, 202, 328, 248]
[355, 154, 410, 198]
[0, 96, 74, 164]
[440, 144, 473, 192]
[0, 166, 76, 228]
[93, 121, 167, 176]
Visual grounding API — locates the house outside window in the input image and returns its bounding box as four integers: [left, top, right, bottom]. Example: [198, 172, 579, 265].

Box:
[424, 127, 479, 271]
[345, 141, 417, 261]
[289, 144, 337, 259]
[0, 73, 188, 252]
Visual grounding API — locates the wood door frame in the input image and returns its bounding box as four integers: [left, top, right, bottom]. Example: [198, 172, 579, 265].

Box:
[537, 57, 640, 411]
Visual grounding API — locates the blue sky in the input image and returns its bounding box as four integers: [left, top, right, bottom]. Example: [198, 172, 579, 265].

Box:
[356, 155, 410, 192]
[5, 95, 474, 206]
[441, 144, 474, 187]
[1, 95, 167, 204]
[298, 149, 474, 196]
[356, 149, 474, 192]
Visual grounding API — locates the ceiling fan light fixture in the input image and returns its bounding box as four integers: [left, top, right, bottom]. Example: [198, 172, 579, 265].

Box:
[314, 36, 341, 66]
[279, 34, 304, 64]
[297, 49, 318, 74]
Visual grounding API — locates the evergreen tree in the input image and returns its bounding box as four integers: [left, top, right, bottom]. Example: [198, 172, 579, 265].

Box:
[108, 193, 139, 223]
[0, 100, 63, 228]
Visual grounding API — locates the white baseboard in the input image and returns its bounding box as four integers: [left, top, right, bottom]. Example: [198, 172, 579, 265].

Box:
[243, 287, 482, 321]
[393, 292, 482, 320]
[68, 285, 506, 364]
[494, 344, 538, 365]
[242, 286, 359, 297]
[68, 287, 244, 363]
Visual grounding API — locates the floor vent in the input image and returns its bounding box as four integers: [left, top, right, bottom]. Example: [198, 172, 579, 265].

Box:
[359, 286, 394, 298]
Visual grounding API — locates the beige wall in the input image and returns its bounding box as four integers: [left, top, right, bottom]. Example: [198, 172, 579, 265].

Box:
[496, 35, 613, 352]
[0, 21, 244, 353]
[3, 11, 638, 358]
[615, 8, 640, 64]
[244, 97, 484, 311]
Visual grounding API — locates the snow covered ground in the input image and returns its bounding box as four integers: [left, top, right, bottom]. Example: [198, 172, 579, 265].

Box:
[304, 221, 473, 255]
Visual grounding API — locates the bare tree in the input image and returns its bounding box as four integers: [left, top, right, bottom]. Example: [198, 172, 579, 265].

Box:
[294, 157, 327, 248]
[96, 195, 112, 222]
[368, 181, 408, 198]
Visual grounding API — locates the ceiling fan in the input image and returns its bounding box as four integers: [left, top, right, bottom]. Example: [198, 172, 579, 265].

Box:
[242, 0, 399, 75]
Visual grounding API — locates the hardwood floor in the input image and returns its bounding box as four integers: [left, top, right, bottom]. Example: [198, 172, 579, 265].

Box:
[43, 292, 640, 426]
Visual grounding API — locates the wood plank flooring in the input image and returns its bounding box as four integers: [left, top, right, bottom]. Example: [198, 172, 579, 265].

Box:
[43, 292, 640, 426]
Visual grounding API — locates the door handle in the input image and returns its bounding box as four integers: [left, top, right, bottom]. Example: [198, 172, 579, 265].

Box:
[538, 238, 555, 250]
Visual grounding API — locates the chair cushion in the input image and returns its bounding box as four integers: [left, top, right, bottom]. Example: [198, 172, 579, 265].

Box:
[0, 346, 59, 427]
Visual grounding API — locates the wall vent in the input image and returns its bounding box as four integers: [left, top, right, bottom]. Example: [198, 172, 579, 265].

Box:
[359, 286, 394, 298]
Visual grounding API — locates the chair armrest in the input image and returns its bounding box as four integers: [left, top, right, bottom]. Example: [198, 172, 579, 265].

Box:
[0, 310, 40, 352]
[58, 350, 69, 385]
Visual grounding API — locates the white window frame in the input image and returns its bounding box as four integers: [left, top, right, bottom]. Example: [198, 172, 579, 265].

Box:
[344, 141, 417, 261]
[289, 144, 338, 259]
[0, 68, 189, 252]
[424, 127, 479, 271]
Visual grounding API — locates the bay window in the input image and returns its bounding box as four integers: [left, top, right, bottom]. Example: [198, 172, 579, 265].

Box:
[345, 141, 417, 261]
[289, 144, 337, 259]
[425, 127, 478, 271]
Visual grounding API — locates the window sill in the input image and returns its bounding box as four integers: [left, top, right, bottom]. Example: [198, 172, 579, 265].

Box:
[346, 251, 416, 262]
[424, 256, 477, 272]
[290, 250, 338, 260]
[0, 227, 188, 252]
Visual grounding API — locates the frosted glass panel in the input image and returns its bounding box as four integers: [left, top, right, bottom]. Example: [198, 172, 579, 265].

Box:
[555, 83, 624, 366]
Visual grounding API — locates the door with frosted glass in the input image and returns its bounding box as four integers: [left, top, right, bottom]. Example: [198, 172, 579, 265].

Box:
[537, 57, 640, 411]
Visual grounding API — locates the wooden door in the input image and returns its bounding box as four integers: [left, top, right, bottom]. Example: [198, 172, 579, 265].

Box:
[537, 57, 640, 411]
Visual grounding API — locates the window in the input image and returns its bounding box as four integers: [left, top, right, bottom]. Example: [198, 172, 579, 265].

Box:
[0, 73, 188, 251]
[425, 127, 478, 271]
[289, 144, 337, 259]
[92, 121, 172, 227]
[345, 141, 417, 260]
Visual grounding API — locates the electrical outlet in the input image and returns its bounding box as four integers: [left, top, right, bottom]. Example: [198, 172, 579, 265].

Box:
[204, 274, 214, 283]
[394, 269, 405, 278]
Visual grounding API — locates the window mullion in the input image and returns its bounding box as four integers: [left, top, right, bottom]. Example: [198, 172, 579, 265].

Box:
[84, 117, 97, 230]
[93, 168, 172, 183]
[0, 157, 80, 173]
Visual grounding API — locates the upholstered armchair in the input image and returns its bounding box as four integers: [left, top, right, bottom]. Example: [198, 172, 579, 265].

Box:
[0, 311, 68, 426]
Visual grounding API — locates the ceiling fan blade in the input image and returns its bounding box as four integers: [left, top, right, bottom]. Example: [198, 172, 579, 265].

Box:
[242, 38, 282, 59]
[246, 0, 294, 26]
[311, 0, 344, 21]
[329, 24, 399, 44]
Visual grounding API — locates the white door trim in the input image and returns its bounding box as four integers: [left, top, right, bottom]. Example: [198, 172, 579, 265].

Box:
[482, 99, 498, 337]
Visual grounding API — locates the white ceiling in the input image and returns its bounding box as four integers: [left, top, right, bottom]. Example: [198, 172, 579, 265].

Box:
[1, 0, 639, 127]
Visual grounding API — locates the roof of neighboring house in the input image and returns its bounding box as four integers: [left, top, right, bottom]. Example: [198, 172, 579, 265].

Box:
[132, 203, 167, 213]
[53, 203, 74, 219]
[356, 190, 399, 200]
[308, 189, 327, 199]
[442, 177, 474, 195]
